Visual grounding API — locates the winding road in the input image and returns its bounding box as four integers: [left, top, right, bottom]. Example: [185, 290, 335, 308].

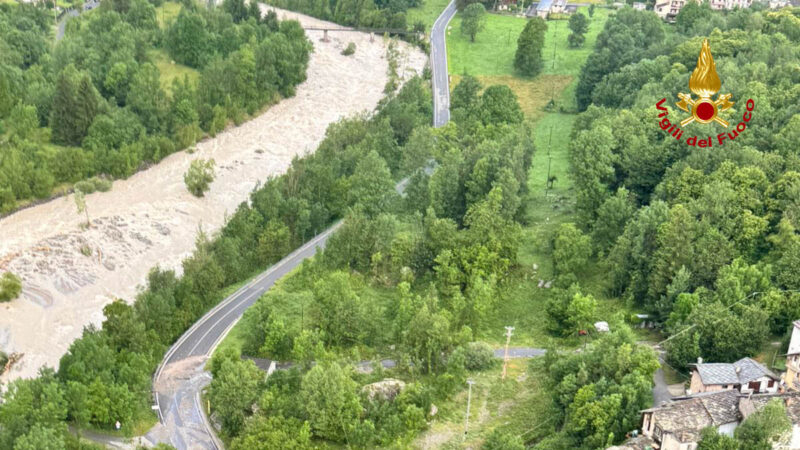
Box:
[143, 4, 460, 449]
[431, 0, 457, 127]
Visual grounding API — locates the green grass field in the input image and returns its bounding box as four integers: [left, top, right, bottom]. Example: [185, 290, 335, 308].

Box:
[148, 49, 200, 93]
[413, 360, 555, 448]
[420, 9, 632, 446]
[446, 8, 610, 110]
[406, 0, 451, 31]
[447, 8, 610, 77]
[156, 1, 182, 28]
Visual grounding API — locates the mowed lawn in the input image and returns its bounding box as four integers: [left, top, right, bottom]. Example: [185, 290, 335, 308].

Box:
[446, 13, 527, 76]
[447, 8, 609, 77]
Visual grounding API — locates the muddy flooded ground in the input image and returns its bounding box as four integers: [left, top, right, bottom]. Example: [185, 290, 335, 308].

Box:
[0, 7, 426, 381]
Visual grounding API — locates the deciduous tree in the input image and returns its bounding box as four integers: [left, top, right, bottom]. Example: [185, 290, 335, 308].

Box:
[514, 17, 547, 76]
[460, 3, 486, 42]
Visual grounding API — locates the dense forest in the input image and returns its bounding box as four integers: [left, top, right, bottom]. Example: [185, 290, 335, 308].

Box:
[0, 0, 309, 214]
[571, 4, 800, 368]
[208, 77, 536, 447]
[530, 4, 800, 448]
[3, 0, 800, 448]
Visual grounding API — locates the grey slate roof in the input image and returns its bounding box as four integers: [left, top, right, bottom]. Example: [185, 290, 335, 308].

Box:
[641, 390, 742, 443]
[747, 392, 800, 424]
[694, 357, 778, 386]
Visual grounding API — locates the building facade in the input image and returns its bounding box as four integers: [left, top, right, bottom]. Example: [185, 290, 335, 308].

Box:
[784, 320, 800, 391]
[689, 357, 780, 395]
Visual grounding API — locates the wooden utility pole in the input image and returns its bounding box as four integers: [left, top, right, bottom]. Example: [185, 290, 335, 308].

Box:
[502, 326, 515, 379]
[464, 379, 475, 440]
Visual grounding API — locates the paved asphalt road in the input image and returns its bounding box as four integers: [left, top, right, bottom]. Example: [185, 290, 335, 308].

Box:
[431, 0, 456, 127]
[56, 9, 79, 41]
[142, 6, 465, 449]
[151, 224, 341, 449]
[156, 224, 341, 371]
[149, 171, 434, 449]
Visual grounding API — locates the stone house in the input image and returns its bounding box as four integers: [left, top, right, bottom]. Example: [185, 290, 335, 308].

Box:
[612, 391, 800, 450]
[689, 357, 780, 395]
[639, 390, 740, 450]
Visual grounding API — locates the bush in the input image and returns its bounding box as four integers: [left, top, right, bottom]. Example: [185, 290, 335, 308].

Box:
[92, 177, 113, 192]
[74, 177, 112, 195]
[463, 341, 495, 371]
[0, 272, 22, 302]
[184, 158, 216, 197]
[482, 428, 525, 450]
[74, 180, 96, 195]
[342, 42, 356, 56]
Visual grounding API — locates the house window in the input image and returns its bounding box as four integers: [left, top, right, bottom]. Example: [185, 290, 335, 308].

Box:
[749, 381, 761, 392]
[654, 425, 663, 442]
[768, 380, 775, 388]
[722, 384, 728, 389]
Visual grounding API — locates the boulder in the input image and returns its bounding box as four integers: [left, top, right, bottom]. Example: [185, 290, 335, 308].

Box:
[362, 378, 406, 402]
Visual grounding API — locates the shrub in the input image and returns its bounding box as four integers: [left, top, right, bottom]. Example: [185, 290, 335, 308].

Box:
[91, 177, 113, 192]
[74, 180, 96, 195]
[74, 177, 111, 195]
[184, 158, 216, 197]
[0, 272, 22, 302]
[463, 341, 495, 371]
[482, 428, 525, 450]
[342, 42, 356, 56]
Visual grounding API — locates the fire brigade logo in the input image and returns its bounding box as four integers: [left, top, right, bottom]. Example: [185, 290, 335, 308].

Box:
[655, 38, 755, 148]
[675, 39, 734, 127]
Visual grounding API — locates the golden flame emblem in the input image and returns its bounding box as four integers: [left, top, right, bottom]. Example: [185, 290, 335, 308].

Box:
[676, 39, 734, 127]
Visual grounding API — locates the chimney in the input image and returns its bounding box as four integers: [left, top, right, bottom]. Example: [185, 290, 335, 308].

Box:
[697, 356, 703, 364]
[736, 367, 741, 374]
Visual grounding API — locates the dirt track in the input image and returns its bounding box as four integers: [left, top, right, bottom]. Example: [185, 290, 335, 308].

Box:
[0, 8, 426, 381]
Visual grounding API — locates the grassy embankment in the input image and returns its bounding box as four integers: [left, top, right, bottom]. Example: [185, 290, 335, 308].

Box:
[405, 0, 451, 31]
[153, 1, 200, 92]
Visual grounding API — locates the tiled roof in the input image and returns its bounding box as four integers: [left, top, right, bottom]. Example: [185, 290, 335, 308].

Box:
[696, 390, 741, 424]
[627, 391, 800, 448]
[747, 392, 800, 424]
[643, 390, 742, 442]
[608, 434, 656, 450]
[734, 358, 778, 383]
[694, 357, 778, 385]
[696, 363, 739, 385]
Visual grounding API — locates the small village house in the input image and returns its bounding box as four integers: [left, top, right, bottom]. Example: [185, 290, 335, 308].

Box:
[784, 320, 800, 391]
[689, 357, 780, 395]
[654, 0, 687, 20]
[528, 0, 571, 18]
[639, 390, 740, 450]
[612, 391, 800, 450]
